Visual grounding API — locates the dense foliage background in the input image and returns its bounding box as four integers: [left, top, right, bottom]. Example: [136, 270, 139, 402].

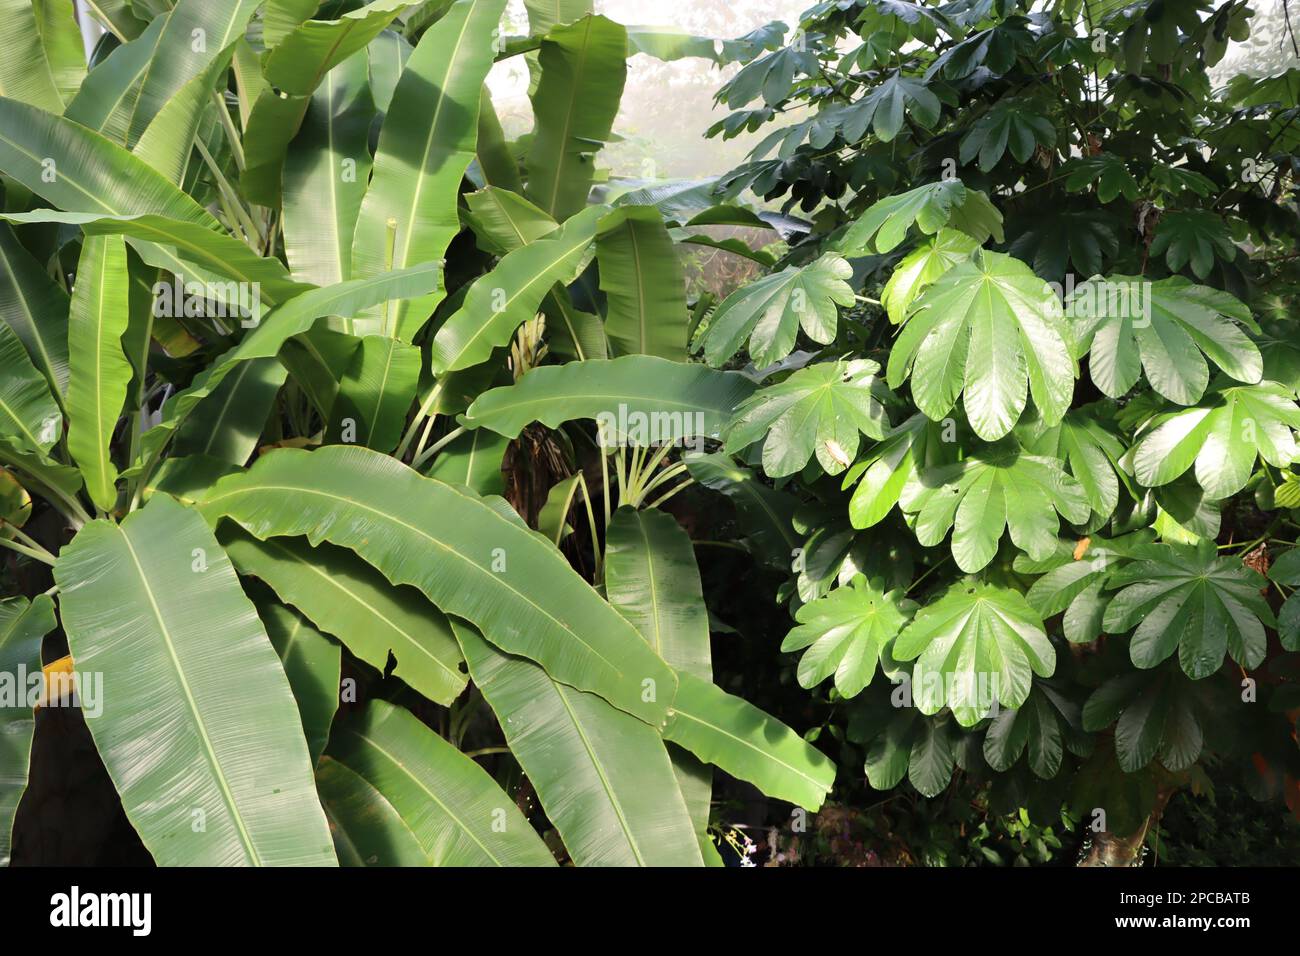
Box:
[0, 0, 1298, 867]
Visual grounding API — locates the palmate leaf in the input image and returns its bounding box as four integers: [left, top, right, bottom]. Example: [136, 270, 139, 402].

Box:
[839, 73, 943, 143]
[849, 699, 960, 797]
[881, 228, 978, 324]
[1068, 275, 1262, 405]
[1062, 153, 1140, 203]
[1149, 209, 1236, 280]
[983, 681, 1091, 779]
[526, 15, 628, 221]
[900, 443, 1090, 573]
[464, 355, 755, 444]
[327, 699, 557, 866]
[725, 359, 890, 477]
[837, 181, 1003, 257]
[958, 98, 1054, 172]
[0, 594, 56, 866]
[1018, 405, 1128, 524]
[837, 180, 967, 255]
[349, 0, 507, 339]
[783, 574, 915, 698]
[65, 236, 132, 511]
[1082, 667, 1209, 772]
[1005, 210, 1119, 281]
[54, 495, 336, 866]
[893, 580, 1056, 727]
[430, 204, 606, 373]
[696, 253, 855, 368]
[220, 528, 468, 707]
[886, 249, 1076, 441]
[845, 412, 947, 529]
[1101, 540, 1273, 679]
[453, 620, 704, 866]
[1021, 533, 1152, 644]
[1128, 381, 1300, 500]
[197, 445, 676, 725]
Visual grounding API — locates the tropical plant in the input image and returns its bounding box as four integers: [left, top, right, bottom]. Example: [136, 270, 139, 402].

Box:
[696, 0, 1300, 865]
[0, 0, 840, 867]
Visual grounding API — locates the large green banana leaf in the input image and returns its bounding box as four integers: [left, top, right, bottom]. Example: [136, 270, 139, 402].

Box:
[0, 97, 219, 225]
[63, 14, 165, 133]
[606, 507, 712, 678]
[523, 0, 592, 35]
[604, 507, 720, 864]
[429, 204, 606, 373]
[53, 495, 337, 866]
[263, 0, 409, 96]
[196, 445, 676, 725]
[0, 594, 56, 866]
[327, 699, 557, 866]
[172, 357, 288, 466]
[220, 528, 468, 707]
[596, 206, 689, 359]
[0, 223, 70, 399]
[139, 262, 444, 463]
[463, 186, 558, 255]
[350, 0, 508, 340]
[71, 0, 259, 149]
[0, 0, 77, 112]
[240, 87, 315, 207]
[131, 52, 230, 186]
[315, 756, 431, 866]
[663, 672, 837, 811]
[453, 620, 704, 866]
[423, 428, 509, 495]
[525, 15, 627, 220]
[463, 354, 756, 442]
[328, 334, 422, 452]
[282, 56, 375, 286]
[475, 90, 524, 192]
[0, 211, 311, 308]
[255, 598, 341, 766]
[0, 320, 60, 455]
[65, 236, 132, 511]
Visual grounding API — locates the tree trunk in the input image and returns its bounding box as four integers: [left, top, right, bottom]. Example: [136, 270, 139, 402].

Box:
[1077, 786, 1176, 867]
